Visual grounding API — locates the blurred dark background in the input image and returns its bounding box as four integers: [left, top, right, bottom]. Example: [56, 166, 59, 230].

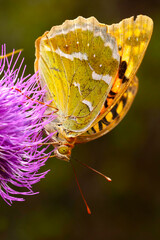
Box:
[0, 0, 160, 239]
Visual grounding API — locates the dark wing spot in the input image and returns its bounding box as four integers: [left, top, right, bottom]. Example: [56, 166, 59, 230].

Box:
[118, 61, 127, 79]
[109, 90, 116, 96]
[107, 95, 115, 99]
[104, 100, 108, 108]
[121, 95, 127, 107]
[91, 127, 96, 133]
[122, 76, 129, 83]
[101, 116, 110, 126]
[98, 121, 103, 131]
[111, 103, 119, 119]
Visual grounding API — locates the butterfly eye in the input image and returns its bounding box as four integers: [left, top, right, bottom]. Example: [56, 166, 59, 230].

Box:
[58, 145, 70, 155]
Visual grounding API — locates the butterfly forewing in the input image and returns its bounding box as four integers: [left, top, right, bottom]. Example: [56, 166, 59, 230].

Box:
[107, 15, 152, 99]
[35, 16, 120, 137]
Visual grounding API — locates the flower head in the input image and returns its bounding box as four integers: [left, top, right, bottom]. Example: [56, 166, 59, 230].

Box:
[0, 45, 55, 204]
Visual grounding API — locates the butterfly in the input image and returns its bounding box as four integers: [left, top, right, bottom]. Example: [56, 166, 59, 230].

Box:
[35, 15, 153, 161]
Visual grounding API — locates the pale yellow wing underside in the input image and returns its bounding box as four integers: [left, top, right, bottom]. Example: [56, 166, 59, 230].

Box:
[76, 76, 138, 143]
[35, 17, 120, 136]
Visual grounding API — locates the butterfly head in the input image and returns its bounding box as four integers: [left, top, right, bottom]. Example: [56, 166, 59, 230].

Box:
[54, 144, 72, 162]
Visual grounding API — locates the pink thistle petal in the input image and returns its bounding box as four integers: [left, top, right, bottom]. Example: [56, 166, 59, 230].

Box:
[0, 45, 55, 204]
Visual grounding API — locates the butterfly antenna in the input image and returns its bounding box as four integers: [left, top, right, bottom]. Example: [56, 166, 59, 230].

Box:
[73, 157, 112, 182]
[70, 160, 91, 215]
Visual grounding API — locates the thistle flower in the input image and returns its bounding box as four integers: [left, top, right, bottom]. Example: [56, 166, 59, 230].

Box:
[0, 45, 55, 205]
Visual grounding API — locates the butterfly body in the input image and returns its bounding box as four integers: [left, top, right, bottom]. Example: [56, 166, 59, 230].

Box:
[35, 15, 153, 160]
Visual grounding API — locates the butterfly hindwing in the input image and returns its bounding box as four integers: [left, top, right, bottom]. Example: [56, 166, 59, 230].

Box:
[76, 76, 138, 143]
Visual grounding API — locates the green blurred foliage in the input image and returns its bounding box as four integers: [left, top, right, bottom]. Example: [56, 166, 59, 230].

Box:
[0, 0, 160, 239]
